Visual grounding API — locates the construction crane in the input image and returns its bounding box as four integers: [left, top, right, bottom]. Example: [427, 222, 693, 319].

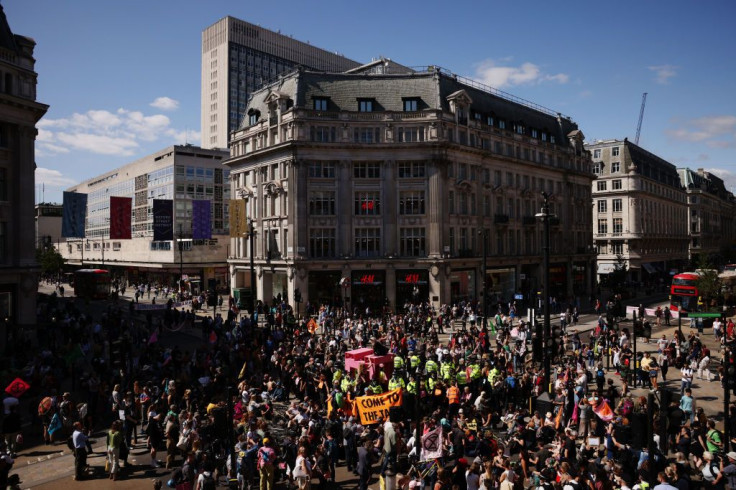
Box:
[635, 92, 647, 145]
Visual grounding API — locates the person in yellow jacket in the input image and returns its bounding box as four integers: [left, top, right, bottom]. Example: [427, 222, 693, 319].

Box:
[393, 354, 405, 371]
[440, 361, 454, 381]
[425, 357, 439, 375]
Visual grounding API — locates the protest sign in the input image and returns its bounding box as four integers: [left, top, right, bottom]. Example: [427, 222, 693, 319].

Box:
[354, 388, 402, 425]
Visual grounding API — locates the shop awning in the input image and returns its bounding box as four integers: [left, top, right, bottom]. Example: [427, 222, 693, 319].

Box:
[597, 263, 616, 274]
[643, 263, 656, 274]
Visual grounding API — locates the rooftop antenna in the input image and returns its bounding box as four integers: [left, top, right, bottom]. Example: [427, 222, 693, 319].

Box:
[635, 92, 647, 145]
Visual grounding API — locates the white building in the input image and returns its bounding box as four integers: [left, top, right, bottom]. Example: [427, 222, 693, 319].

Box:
[201, 16, 360, 149]
[61, 145, 231, 293]
[586, 138, 689, 284]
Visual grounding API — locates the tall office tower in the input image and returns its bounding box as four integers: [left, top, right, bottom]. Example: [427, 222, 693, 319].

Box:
[201, 16, 361, 149]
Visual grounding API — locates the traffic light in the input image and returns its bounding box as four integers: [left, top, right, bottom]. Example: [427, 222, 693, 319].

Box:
[726, 346, 736, 395]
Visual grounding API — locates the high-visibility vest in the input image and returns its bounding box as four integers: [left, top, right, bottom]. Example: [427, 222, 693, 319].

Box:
[470, 364, 482, 380]
[425, 360, 438, 374]
[388, 378, 401, 391]
[425, 377, 436, 392]
[333, 369, 343, 382]
[447, 386, 460, 404]
[371, 384, 383, 394]
[407, 381, 418, 395]
[410, 355, 420, 368]
[456, 371, 468, 385]
[487, 368, 500, 385]
[441, 363, 453, 380]
[394, 356, 405, 369]
[341, 378, 352, 393]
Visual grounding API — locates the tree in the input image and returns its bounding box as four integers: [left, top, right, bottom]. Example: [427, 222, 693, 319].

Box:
[36, 245, 65, 279]
[610, 254, 628, 290]
[694, 254, 720, 311]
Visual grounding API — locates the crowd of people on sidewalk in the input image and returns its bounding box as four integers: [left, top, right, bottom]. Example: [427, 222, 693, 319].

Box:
[3, 289, 736, 490]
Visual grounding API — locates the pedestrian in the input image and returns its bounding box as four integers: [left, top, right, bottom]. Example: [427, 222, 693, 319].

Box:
[356, 438, 373, 490]
[72, 421, 89, 481]
[257, 437, 276, 490]
[107, 420, 122, 480]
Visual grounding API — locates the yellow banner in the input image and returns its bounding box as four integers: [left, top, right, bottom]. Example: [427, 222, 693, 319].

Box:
[355, 388, 403, 425]
[229, 199, 247, 237]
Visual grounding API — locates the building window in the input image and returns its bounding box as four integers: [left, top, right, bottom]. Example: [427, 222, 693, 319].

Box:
[308, 161, 335, 178]
[597, 200, 607, 213]
[541, 132, 547, 142]
[248, 113, 258, 125]
[592, 162, 602, 174]
[403, 98, 419, 112]
[448, 191, 455, 214]
[531, 129, 538, 138]
[597, 219, 608, 234]
[597, 181, 607, 191]
[611, 162, 621, 173]
[354, 228, 380, 257]
[397, 127, 425, 142]
[358, 99, 374, 112]
[353, 162, 381, 179]
[593, 149, 601, 159]
[612, 146, 620, 157]
[309, 228, 335, 258]
[309, 191, 336, 215]
[310, 126, 336, 142]
[498, 120, 506, 130]
[613, 218, 623, 234]
[612, 179, 622, 190]
[398, 161, 426, 178]
[399, 191, 425, 215]
[353, 127, 381, 143]
[400, 228, 426, 257]
[354, 192, 381, 215]
[612, 199, 623, 213]
[313, 98, 328, 111]
[611, 241, 623, 254]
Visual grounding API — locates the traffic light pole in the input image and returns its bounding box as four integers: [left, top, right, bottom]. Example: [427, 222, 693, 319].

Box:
[725, 345, 732, 452]
[537, 192, 552, 393]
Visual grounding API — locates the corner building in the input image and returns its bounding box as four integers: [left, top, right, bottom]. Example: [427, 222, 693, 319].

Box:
[586, 139, 689, 283]
[227, 67, 595, 312]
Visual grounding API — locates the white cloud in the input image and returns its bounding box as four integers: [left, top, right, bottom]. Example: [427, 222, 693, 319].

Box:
[666, 115, 736, 148]
[150, 97, 179, 111]
[648, 65, 678, 85]
[36, 106, 191, 156]
[472, 59, 569, 89]
[35, 167, 78, 188]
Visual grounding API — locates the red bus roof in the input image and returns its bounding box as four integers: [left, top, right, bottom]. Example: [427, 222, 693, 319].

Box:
[673, 272, 699, 278]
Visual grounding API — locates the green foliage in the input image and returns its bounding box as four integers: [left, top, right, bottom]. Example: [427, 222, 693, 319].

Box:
[36, 245, 65, 277]
[610, 254, 628, 288]
[694, 254, 720, 311]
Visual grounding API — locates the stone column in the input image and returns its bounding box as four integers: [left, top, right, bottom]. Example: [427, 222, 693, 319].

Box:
[337, 160, 352, 256]
[383, 160, 396, 255]
[427, 159, 445, 258]
[385, 266, 396, 310]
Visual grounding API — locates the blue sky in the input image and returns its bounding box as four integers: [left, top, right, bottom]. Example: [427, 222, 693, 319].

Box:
[6, 0, 736, 203]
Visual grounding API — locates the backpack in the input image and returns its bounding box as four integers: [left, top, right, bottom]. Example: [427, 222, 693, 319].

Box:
[596, 369, 605, 380]
[201, 473, 216, 490]
[66, 436, 75, 451]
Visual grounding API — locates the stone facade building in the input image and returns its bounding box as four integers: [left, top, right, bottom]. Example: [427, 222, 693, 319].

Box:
[226, 67, 595, 312]
[586, 138, 689, 283]
[678, 167, 735, 261]
[201, 16, 360, 149]
[0, 6, 48, 343]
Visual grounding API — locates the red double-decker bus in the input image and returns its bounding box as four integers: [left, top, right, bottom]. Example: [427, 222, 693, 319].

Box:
[670, 271, 700, 313]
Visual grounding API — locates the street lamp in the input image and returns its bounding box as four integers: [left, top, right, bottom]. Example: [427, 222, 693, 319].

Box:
[178, 224, 185, 298]
[248, 218, 256, 319]
[535, 192, 554, 393]
[478, 229, 488, 328]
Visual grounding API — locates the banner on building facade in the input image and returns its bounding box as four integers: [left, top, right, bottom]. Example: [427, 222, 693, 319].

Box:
[61, 191, 87, 238]
[192, 200, 212, 240]
[153, 199, 173, 241]
[354, 388, 403, 425]
[229, 199, 246, 237]
[109, 196, 132, 239]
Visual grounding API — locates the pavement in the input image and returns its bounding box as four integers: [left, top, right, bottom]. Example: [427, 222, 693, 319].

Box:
[7, 285, 728, 489]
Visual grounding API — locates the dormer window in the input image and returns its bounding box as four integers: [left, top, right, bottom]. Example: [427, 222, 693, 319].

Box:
[487, 116, 494, 126]
[313, 97, 328, 111]
[247, 109, 260, 126]
[514, 123, 525, 135]
[358, 99, 374, 112]
[498, 120, 506, 130]
[403, 98, 419, 112]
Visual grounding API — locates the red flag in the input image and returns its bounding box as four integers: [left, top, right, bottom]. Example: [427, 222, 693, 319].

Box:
[109, 196, 132, 239]
[5, 377, 30, 397]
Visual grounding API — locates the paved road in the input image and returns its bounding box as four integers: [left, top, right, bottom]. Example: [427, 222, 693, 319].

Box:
[10, 286, 728, 489]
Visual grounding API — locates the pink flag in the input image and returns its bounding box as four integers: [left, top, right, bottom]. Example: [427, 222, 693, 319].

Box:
[593, 400, 614, 422]
[148, 331, 158, 344]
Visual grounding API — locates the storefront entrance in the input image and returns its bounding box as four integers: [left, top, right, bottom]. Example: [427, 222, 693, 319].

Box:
[351, 270, 386, 315]
[396, 269, 429, 306]
[307, 271, 342, 307]
[450, 269, 476, 305]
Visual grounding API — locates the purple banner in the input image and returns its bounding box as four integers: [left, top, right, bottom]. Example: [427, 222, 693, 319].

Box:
[192, 200, 212, 239]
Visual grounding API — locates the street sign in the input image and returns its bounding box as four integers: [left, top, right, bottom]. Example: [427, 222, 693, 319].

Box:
[687, 312, 722, 318]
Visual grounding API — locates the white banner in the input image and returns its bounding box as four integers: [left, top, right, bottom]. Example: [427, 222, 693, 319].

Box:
[420, 426, 443, 461]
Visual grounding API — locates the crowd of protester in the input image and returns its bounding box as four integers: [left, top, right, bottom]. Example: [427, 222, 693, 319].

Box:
[3, 288, 736, 490]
